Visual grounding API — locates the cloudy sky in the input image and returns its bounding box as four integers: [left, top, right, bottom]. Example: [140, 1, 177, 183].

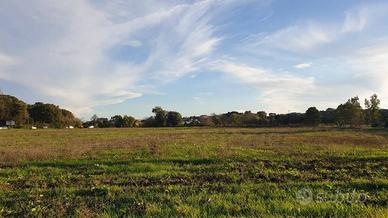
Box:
[1, 0, 388, 119]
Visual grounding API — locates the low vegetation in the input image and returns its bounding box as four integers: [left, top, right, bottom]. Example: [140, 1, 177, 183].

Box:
[0, 128, 387, 217]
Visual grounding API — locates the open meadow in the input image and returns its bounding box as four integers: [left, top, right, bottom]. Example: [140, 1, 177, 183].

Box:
[0, 128, 387, 217]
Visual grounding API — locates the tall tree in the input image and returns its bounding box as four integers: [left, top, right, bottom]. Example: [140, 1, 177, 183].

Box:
[28, 103, 64, 128]
[166, 111, 182, 127]
[304, 107, 321, 126]
[320, 108, 336, 124]
[365, 94, 381, 127]
[152, 106, 167, 127]
[61, 109, 81, 127]
[0, 95, 28, 125]
[211, 114, 223, 127]
[110, 115, 124, 127]
[123, 115, 136, 127]
[94, 118, 110, 128]
[28, 103, 81, 128]
[242, 111, 261, 127]
[91, 114, 98, 122]
[336, 96, 364, 128]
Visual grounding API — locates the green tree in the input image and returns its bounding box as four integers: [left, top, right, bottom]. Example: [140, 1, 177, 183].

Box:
[60, 109, 81, 127]
[336, 96, 364, 128]
[0, 95, 28, 126]
[199, 115, 214, 126]
[110, 115, 124, 127]
[320, 108, 336, 124]
[28, 103, 63, 127]
[304, 107, 321, 126]
[142, 117, 156, 127]
[242, 111, 261, 127]
[220, 112, 242, 127]
[211, 114, 223, 127]
[365, 94, 380, 127]
[91, 114, 98, 122]
[123, 115, 136, 127]
[229, 112, 242, 127]
[166, 111, 182, 127]
[95, 118, 110, 128]
[152, 106, 167, 127]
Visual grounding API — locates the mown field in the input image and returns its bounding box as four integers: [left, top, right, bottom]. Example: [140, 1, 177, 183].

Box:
[0, 128, 387, 217]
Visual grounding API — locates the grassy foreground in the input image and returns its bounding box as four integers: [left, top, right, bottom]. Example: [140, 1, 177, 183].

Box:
[0, 128, 387, 217]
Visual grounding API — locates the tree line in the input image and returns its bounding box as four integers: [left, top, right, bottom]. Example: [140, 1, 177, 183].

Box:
[1, 93, 387, 129]
[182, 95, 385, 128]
[0, 95, 80, 128]
[83, 114, 137, 128]
[82, 106, 182, 128]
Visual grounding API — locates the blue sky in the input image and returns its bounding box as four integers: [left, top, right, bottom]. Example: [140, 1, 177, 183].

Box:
[1, 0, 388, 119]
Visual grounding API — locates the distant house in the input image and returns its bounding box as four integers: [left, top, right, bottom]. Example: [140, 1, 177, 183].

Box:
[6, 120, 15, 126]
[0, 120, 15, 128]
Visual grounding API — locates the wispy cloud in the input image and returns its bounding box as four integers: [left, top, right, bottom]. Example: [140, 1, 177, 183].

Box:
[342, 2, 388, 33]
[346, 41, 388, 97]
[0, 53, 15, 66]
[211, 61, 314, 89]
[0, 0, 242, 116]
[248, 22, 334, 52]
[2, 0, 388, 117]
[193, 96, 205, 105]
[235, 2, 388, 110]
[123, 40, 143, 48]
[294, 63, 312, 69]
[245, 2, 388, 54]
[342, 7, 368, 33]
[209, 60, 316, 112]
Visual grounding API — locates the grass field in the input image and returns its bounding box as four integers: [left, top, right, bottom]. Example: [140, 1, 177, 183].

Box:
[0, 128, 387, 217]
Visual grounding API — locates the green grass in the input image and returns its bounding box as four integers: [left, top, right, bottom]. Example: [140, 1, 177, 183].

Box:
[0, 128, 387, 217]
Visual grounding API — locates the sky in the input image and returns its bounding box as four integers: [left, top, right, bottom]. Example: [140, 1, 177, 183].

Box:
[1, 0, 388, 119]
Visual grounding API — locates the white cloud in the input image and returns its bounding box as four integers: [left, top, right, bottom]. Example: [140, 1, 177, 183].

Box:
[210, 60, 316, 112]
[342, 3, 388, 34]
[346, 42, 388, 100]
[250, 22, 333, 52]
[294, 63, 312, 69]
[246, 3, 388, 54]
[233, 2, 388, 112]
[211, 60, 315, 90]
[124, 40, 143, 47]
[193, 96, 205, 104]
[0, 0, 146, 116]
[192, 91, 214, 105]
[0, 0, 242, 117]
[209, 59, 381, 112]
[0, 53, 15, 66]
[342, 8, 368, 33]
[140, 0, 225, 81]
